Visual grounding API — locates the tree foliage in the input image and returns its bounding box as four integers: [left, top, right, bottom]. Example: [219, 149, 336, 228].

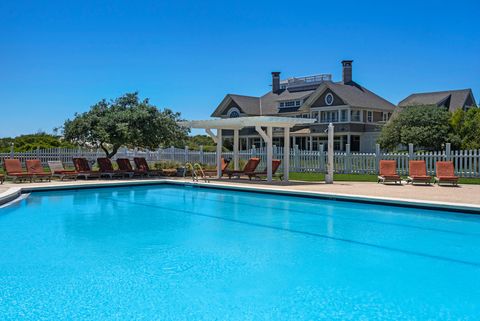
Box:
[448, 108, 480, 149]
[62, 92, 189, 158]
[0, 133, 77, 152]
[378, 105, 451, 150]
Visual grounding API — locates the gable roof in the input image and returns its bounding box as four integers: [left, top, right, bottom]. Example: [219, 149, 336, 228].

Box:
[211, 94, 260, 117]
[302, 81, 396, 111]
[398, 89, 476, 112]
[211, 80, 396, 117]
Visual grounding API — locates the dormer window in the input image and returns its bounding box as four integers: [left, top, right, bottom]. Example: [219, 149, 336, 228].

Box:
[279, 100, 302, 108]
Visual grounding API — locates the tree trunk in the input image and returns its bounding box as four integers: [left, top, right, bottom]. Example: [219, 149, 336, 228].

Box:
[100, 143, 120, 159]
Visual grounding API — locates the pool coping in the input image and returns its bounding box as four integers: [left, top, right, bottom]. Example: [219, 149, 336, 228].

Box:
[1, 179, 480, 214]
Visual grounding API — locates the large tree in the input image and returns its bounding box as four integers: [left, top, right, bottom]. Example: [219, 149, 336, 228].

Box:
[63, 92, 188, 158]
[377, 105, 451, 150]
[449, 108, 480, 149]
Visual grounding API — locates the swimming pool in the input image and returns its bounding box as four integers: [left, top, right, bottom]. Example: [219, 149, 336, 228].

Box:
[1, 184, 479, 320]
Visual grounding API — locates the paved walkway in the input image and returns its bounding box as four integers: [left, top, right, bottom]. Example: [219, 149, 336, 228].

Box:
[1, 178, 479, 207]
[195, 178, 480, 206]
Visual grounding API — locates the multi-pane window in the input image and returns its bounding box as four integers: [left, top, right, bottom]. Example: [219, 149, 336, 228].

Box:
[312, 111, 320, 122]
[340, 109, 348, 122]
[320, 111, 338, 123]
[382, 112, 391, 122]
[351, 110, 361, 122]
[279, 100, 302, 108]
[367, 111, 373, 122]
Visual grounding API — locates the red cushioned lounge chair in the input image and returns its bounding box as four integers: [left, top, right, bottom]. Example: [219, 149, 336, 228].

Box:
[407, 160, 432, 185]
[202, 158, 230, 177]
[225, 157, 261, 179]
[116, 158, 147, 178]
[97, 158, 133, 179]
[26, 159, 52, 182]
[133, 157, 163, 177]
[435, 161, 459, 186]
[246, 159, 282, 180]
[377, 160, 402, 184]
[48, 161, 80, 181]
[3, 159, 33, 183]
[72, 158, 101, 179]
[0, 173, 4, 184]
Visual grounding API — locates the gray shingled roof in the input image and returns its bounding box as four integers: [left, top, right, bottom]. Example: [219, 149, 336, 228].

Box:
[317, 81, 396, 111]
[229, 94, 260, 115]
[398, 89, 475, 112]
[212, 80, 396, 117]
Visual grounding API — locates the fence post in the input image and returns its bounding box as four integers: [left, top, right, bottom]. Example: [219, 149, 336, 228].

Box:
[408, 143, 414, 160]
[319, 144, 324, 172]
[184, 146, 189, 163]
[375, 144, 381, 173]
[445, 143, 451, 161]
[294, 144, 300, 172]
[199, 146, 204, 164]
[10, 143, 14, 159]
[346, 143, 351, 173]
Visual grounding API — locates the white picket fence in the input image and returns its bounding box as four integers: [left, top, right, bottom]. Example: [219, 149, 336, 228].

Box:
[1, 143, 480, 177]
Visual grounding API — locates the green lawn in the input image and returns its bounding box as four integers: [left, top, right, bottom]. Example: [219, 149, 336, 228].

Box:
[289, 172, 480, 184]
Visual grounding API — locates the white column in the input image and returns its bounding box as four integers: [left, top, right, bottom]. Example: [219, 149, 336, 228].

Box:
[233, 129, 239, 170]
[216, 129, 223, 179]
[283, 127, 290, 182]
[255, 126, 273, 183]
[325, 123, 334, 184]
[266, 126, 273, 182]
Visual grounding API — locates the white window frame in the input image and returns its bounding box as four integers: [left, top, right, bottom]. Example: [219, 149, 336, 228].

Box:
[367, 110, 373, 123]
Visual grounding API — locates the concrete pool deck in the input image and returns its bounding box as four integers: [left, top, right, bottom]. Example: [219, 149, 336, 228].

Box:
[1, 178, 479, 211]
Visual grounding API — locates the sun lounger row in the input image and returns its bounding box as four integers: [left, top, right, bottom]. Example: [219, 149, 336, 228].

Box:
[203, 157, 282, 180]
[1, 157, 164, 183]
[378, 160, 458, 186]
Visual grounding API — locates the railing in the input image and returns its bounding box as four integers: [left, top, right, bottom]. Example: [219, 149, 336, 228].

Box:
[1, 143, 480, 177]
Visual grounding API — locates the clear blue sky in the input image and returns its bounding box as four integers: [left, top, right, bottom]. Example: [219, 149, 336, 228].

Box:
[1, 0, 479, 137]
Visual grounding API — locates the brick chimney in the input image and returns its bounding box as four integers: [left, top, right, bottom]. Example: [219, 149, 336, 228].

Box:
[271, 71, 281, 93]
[341, 60, 353, 84]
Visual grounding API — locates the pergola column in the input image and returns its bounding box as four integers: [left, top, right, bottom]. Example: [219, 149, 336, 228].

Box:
[283, 127, 290, 182]
[233, 129, 239, 170]
[255, 125, 273, 182]
[205, 128, 223, 179]
[216, 129, 223, 178]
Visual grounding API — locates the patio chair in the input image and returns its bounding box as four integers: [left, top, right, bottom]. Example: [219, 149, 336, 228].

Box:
[97, 158, 133, 179]
[72, 158, 101, 179]
[3, 159, 33, 183]
[48, 161, 79, 181]
[0, 174, 4, 184]
[407, 160, 432, 185]
[225, 157, 261, 179]
[246, 159, 282, 180]
[435, 161, 459, 186]
[116, 158, 147, 178]
[133, 157, 163, 177]
[202, 158, 230, 177]
[26, 159, 52, 182]
[377, 160, 402, 184]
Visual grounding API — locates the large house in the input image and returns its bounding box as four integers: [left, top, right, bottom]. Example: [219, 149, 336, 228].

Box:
[211, 60, 397, 152]
[398, 89, 477, 111]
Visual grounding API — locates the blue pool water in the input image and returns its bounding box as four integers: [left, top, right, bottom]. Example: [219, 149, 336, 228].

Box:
[1, 184, 480, 320]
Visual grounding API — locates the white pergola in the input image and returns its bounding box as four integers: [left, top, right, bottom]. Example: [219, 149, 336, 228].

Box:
[179, 116, 316, 182]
